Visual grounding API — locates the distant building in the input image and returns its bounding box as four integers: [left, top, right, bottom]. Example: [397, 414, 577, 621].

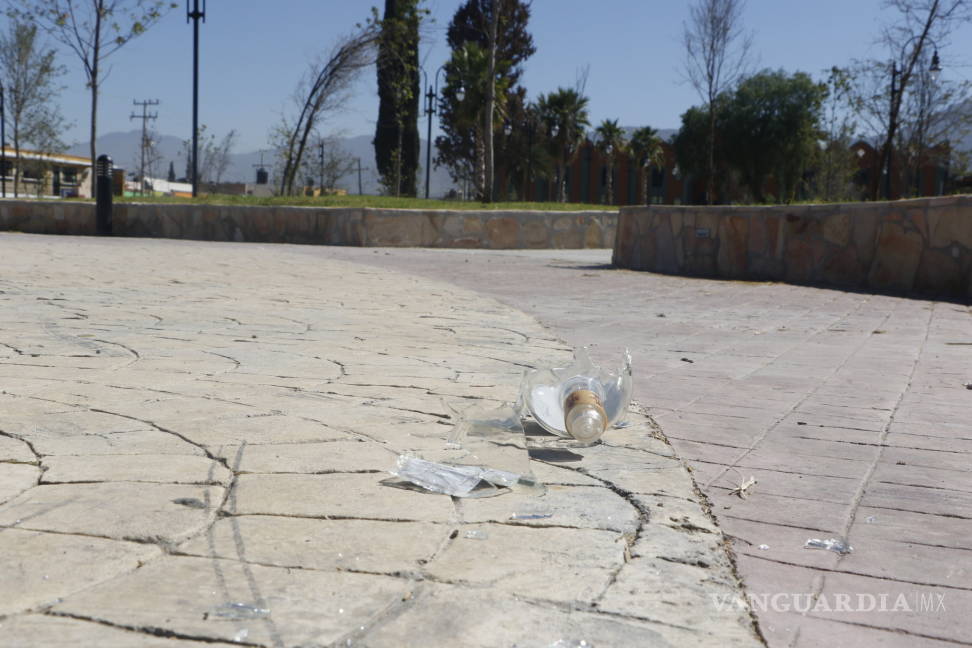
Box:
[0, 147, 92, 198]
[507, 139, 687, 205]
[136, 177, 275, 198]
[848, 140, 952, 200]
[143, 177, 194, 197]
[507, 136, 955, 206]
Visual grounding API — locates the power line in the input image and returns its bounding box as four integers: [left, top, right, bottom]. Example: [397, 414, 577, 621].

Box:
[130, 99, 159, 195]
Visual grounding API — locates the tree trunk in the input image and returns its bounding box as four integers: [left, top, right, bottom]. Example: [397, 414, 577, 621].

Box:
[643, 164, 650, 205]
[11, 119, 23, 198]
[90, 2, 103, 199]
[876, 5, 937, 200]
[706, 106, 715, 205]
[395, 123, 403, 197]
[605, 159, 613, 205]
[13, 126, 20, 198]
[475, 135, 485, 201]
[483, 0, 498, 203]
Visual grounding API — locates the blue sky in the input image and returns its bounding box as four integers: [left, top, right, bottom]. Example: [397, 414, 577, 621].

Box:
[34, 0, 972, 153]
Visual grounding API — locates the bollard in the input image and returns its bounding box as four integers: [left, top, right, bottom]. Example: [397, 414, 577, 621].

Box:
[96, 155, 113, 235]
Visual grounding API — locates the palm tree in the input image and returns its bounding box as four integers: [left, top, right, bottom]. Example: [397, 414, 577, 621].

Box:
[630, 126, 666, 205]
[594, 119, 627, 204]
[537, 87, 590, 202]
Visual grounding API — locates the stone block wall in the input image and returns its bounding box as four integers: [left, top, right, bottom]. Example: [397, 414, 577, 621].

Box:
[613, 196, 972, 298]
[0, 202, 616, 249]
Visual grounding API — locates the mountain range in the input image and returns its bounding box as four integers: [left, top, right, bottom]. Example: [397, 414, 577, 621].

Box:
[69, 121, 965, 196]
[68, 131, 460, 197]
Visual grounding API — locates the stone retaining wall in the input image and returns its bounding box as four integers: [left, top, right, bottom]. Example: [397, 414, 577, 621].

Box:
[0, 201, 616, 249]
[613, 196, 972, 298]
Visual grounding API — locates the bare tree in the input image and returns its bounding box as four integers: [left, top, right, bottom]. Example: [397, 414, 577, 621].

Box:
[302, 135, 356, 193]
[206, 129, 237, 188]
[870, 0, 971, 198]
[9, 1, 176, 191]
[682, 0, 753, 204]
[278, 16, 379, 195]
[0, 20, 66, 197]
[181, 126, 237, 190]
[816, 66, 861, 202]
[847, 1, 972, 198]
[895, 50, 971, 195]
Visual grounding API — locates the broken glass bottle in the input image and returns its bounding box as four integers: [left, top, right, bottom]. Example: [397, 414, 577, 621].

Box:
[520, 347, 633, 444]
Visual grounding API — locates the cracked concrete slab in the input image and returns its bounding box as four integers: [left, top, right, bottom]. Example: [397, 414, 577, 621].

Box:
[40, 454, 231, 485]
[51, 554, 411, 646]
[0, 464, 40, 505]
[361, 582, 752, 648]
[176, 516, 445, 574]
[231, 473, 458, 522]
[0, 528, 160, 616]
[0, 614, 219, 647]
[0, 482, 224, 543]
[0, 234, 759, 647]
[325, 245, 972, 647]
[424, 524, 625, 604]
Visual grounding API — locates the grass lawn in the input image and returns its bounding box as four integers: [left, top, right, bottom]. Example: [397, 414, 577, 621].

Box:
[106, 193, 617, 211]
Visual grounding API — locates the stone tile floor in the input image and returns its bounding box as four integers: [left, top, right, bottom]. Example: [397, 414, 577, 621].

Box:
[0, 235, 759, 647]
[322, 246, 972, 648]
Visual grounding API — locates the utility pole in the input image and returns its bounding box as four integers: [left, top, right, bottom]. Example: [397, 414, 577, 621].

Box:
[187, 0, 206, 197]
[319, 141, 325, 194]
[130, 99, 159, 195]
[355, 158, 372, 195]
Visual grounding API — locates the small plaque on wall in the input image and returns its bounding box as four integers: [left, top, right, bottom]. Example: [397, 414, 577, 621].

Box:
[695, 228, 711, 238]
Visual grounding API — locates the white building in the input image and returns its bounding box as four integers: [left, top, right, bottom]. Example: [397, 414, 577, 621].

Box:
[0, 148, 92, 198]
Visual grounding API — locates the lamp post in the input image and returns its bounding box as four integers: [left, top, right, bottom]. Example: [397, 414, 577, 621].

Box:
[914, 50, 942, 196]
[187, 0, 206, 198]
[501, 120, 513, 200]
[0, 80, 6, 198]
[550, 123, 560, 201]
[421, 66, 463, 200]
[885, 41, 942, 200]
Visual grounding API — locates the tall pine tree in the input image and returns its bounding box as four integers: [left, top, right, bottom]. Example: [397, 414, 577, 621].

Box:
[374, 0, 421, 196]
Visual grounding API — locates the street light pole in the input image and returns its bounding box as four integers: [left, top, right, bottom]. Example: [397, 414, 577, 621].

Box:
[916, 50, 942, 196]
[423, 80, 434, 199]
[0, 81, 6, 199]
[422, 65, 448, 199]
[187, 0, 206, 198]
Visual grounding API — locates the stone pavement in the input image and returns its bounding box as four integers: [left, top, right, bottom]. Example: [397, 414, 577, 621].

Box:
[321, 246, 972, 648]
[0, 234, 760, 647]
